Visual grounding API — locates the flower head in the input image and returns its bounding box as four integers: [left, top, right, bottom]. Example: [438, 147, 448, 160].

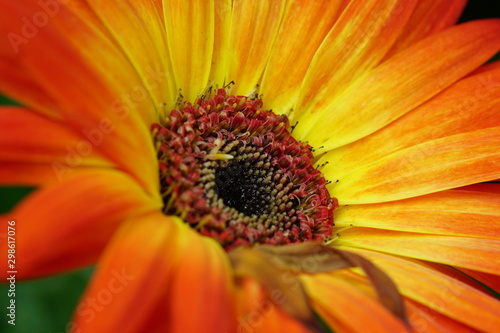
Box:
[1, 1, 500, 332]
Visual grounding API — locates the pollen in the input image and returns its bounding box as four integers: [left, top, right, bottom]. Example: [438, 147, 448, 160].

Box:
[151, 86, 337, 251]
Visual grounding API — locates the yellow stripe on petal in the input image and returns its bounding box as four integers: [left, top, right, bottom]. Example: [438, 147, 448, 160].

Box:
[164, 0, 215, 101]
[341, 249, 500, 333]
[296, 20, 500, 151]
[334, 190, 500, 239]
[319, 63, 500, 179]
[259, 0, 346, 115]
[330, 127, 500, 204]
[0, 170, 162, 280]
[336, 228, 500, 275]
[86, 0, 176, 112]
[209, 0, 232, 84]
[227, 0, 286, 96]
[292, 0, 418, 122]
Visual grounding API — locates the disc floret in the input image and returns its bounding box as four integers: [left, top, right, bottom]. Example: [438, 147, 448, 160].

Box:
[152, 87, 336, 250]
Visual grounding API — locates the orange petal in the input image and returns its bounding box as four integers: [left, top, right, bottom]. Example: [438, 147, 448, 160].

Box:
[227, 0, 287, 95]
[319, 63, 500, 179]
[168, 229, 236, 332]
[295, 20, 500, 151]
[302, 274, 409, 333]
[163, 0, 214, 102]
[334, 190, 500, 239]
[340, 248, 500, 332]
[0, 60, 59, 119]
[455, 183, 500, 194]
[73, 213, 237, 333]
[384, 0, 468, 58]
[292, 0, 417, 122]
[0, 170, 161, 279]
[458, 268, 500, 294]
[0, 1, 160, 193]
[336, 228, 500, 275]
[0, 106, 109, 166]
[85, 0, 176, 110]
[332, 270, 479, 332]
[405, 299, 477, 333]
[330, 127, 500, 204]
[0, 162, 107, 187]
[259, 0, 346, 114]
[236, 277, 311, 333]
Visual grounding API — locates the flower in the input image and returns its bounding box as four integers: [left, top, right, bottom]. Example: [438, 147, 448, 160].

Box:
[1, 0, 500, 332]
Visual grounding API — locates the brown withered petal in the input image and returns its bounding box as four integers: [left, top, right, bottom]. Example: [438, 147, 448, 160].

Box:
[246, 242, 409, 326]
[229, 246, 329, 333]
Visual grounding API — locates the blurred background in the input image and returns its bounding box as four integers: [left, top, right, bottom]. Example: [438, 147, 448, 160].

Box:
[1, 1, 499, 332]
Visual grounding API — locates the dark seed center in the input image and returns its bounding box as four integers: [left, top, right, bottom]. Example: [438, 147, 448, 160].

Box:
[215, 158, 272, 217]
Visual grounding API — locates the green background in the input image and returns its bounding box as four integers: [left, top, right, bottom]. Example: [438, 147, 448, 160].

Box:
[0, 2, 499, 332]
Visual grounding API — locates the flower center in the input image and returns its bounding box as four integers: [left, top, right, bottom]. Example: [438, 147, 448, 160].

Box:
[152, 86, 337, 250]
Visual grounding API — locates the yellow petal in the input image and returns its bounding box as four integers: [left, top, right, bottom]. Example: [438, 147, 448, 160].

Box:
[227, 0, 286, 95]
[296, 20, 500, 151]
[164, 0, 215, 101]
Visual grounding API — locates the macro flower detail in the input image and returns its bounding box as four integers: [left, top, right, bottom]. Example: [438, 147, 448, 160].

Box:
[0, 0, 500, 333]
[152, 87, 335, 250]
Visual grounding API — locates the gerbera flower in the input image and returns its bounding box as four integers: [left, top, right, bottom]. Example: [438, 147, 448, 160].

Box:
[1, 0, 500, 332]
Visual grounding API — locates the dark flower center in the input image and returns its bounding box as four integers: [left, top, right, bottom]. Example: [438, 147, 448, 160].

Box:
[151, 86, 337, 250]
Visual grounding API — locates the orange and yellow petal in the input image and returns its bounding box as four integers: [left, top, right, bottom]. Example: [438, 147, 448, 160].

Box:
[293, 0, 418, 123]
[0, 1, 160, 193]
[236, 277, 310, 333]
[296, 19, 500, 150]
[85, 0, 176, 110]
[456, 183, 500, 194]
[405, 299, 477, 333]
[334, 190, 500, 239]
[163, 0, 214, 102]
[458, 268, 500, 294]
[319, 62, 500, 178]
[259, 0, 346, 114]
[0, 162, 93, 186]
[330, 127, 500, 204]
[340, 249, 500, 332]
[0, 170, 161, 279]
[336, 228, 500, 274]
[0, 106, 109, 167]
[73, 213, 236, 333]
[385, 0, 468, 58]
[302, 273, 409, 333]
[208, 0, 232, 84]
[227, 0, 287, 96]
